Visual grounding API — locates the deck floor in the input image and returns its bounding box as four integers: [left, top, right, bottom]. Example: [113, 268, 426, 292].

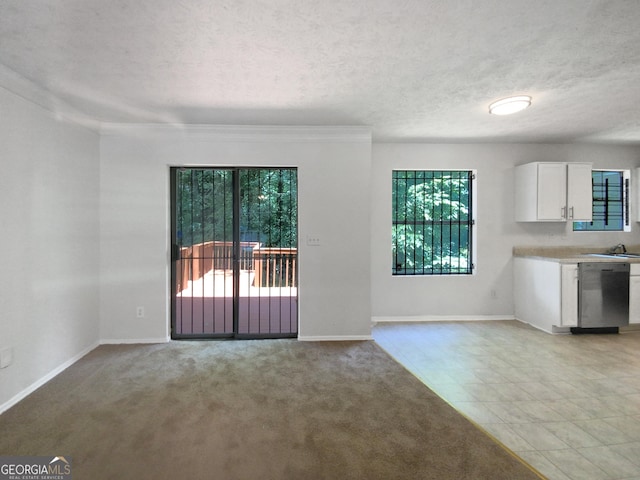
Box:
[175, 269, 297, 335]
[178, 269, 297, 298]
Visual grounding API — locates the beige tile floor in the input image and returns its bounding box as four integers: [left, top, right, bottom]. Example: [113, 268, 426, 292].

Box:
[373, 321, 640, 480]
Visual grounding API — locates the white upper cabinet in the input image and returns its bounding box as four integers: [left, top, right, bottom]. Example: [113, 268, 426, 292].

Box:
[534, 162, 567, 221]
[515, 162, 592, 222]
[636, 168, 640, 223]
[566, 163, 593, 221]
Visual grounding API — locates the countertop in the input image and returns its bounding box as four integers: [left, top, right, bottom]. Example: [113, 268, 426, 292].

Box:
[513, 245, 640, 264]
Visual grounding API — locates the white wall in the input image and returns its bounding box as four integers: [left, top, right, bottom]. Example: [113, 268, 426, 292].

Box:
[3, 83, 639, 410]
[99, 126, 372, 341]
[371, 143, 640, 320]
[0, 85, 100, 410]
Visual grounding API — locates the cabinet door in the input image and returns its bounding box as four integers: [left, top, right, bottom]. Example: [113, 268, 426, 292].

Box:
[560, 264, 578, 327]
[537, 163, 567, 221]
[629, 276, 640, 324]
[567, 163, 592, 222]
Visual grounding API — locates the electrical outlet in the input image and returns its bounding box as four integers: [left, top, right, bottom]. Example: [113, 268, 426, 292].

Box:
[0, 347, 13, 369]
[136, 306, 145, 318]
[306, 234, 321, 246]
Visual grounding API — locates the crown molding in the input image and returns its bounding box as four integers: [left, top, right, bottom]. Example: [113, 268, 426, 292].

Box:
[100, 123, 372, 143]
[0, 62, 100, 131]
[0, 62, 372, 142]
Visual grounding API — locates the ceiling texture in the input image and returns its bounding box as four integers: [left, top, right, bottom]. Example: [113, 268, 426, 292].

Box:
[1, 0, 640, 143]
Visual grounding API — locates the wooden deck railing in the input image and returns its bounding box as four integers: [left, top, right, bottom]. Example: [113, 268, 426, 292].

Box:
[177, 241, 297, 292]
[252, 247, 298, 288]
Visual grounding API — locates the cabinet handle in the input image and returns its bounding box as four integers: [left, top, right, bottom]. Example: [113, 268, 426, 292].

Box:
[569, 206, 574, 219]
[561, 206, 566, 219]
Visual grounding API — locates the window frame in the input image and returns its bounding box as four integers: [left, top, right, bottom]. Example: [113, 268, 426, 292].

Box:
[573, 169, 631, 233]
[391, 169, 477, 276]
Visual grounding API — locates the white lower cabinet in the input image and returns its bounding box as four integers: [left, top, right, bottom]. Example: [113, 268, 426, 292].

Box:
[516, 258, 639, 331]
[514, 257, 577, 333]
[630, 264, 640, 324]
[560, 264, 578, 327]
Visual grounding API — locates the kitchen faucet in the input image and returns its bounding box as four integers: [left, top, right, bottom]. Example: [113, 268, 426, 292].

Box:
[608, 243, 627, 254]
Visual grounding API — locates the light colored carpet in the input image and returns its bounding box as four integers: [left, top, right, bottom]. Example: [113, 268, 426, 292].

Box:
[0, 340, 542, 479]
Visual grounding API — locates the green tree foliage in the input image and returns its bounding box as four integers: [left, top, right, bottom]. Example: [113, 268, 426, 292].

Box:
[392, 171, 472, 274]
[175, 168, 297, 248]
[175, 169, 233, 247]
[240, 169, 297, 248]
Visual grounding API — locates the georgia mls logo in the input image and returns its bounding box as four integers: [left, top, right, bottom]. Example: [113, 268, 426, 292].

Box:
[49, 457, 71, 474]
[0, 455, 72, 479]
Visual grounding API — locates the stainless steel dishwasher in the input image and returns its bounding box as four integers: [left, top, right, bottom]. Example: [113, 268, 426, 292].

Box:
[576, 262, 630, 332]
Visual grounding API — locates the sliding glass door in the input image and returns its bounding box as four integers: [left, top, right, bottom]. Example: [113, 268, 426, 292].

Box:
[170, 167, 298, 339]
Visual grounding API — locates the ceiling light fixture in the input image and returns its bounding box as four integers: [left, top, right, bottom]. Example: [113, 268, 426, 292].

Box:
[488, 95, 531, 115]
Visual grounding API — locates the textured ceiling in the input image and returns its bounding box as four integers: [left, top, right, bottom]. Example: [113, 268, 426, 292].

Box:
[1, 0, 640, 143]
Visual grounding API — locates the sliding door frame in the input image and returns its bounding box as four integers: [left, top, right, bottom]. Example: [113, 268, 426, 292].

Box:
[170, 166, 298, 340]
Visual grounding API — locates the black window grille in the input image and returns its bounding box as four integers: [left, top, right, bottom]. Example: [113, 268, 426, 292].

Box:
[573, 170, 629, 232]
[392, 170, 474, 275]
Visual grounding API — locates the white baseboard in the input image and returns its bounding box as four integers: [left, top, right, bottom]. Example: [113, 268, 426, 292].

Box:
[0, 341, 99, 415]
[99, 337, 170, 345]
[372, 315, 515, 325]
[298, 335, 373, 342]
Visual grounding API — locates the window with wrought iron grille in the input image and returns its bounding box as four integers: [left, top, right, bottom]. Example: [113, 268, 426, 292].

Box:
[573, 170, 630, 232]
[392, 170, 475, 275]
